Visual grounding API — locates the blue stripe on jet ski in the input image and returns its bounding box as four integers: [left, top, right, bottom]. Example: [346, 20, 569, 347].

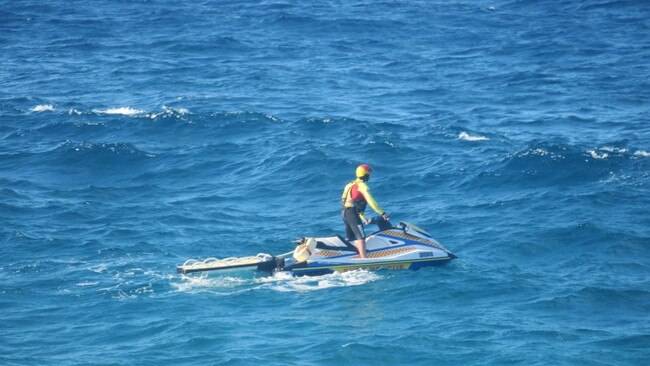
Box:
[291, 256, 453, 275]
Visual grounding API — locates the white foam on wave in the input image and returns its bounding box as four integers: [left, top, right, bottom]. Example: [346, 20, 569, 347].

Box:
[266, 114, 279, 122]
[459, 132, 489, 141]
[76, 281, 99, 287]
[588, 149, 608, 159]
[171, 269, 380, 294]
[600, 146, 627, 153]
[92, 107, 144, 116]
[599, 171, 633, 185]
[259, 269, 381, 293]
[533, 148, 548, 156]
[161, 105, 191, 115]
[171, 274, 250, 293]
[112, 285, 155, 300]
[369, 140, 398, 148]
[634, 150, 650, 157]
[31, 104, 55, 112]
[89, 264, 108, 273]
[150, 106, 192, 119]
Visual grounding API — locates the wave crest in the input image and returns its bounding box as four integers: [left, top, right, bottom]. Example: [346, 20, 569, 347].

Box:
[31, 104, 55, 112]
[60, 141, 155, 159]
[459, 132, 489, 141]
[91, 107, 145, 116]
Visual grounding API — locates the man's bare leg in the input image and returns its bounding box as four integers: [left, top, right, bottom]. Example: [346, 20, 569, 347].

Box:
[355, 239, 366, 258]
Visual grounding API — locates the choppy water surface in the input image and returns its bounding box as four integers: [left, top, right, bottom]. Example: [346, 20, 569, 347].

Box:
[1, 1, 649, 365]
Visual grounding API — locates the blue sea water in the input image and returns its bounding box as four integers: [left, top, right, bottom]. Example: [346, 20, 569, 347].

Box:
[1, 0, 649, 364]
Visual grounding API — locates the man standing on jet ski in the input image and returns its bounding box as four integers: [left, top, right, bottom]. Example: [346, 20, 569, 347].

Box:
[341, 164, 391, 258]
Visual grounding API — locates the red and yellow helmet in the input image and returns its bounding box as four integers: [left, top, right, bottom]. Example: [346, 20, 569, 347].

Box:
[355, 164, 373, 179]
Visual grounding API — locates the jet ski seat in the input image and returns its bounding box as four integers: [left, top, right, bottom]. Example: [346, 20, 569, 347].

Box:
[315, 235, 359, 252]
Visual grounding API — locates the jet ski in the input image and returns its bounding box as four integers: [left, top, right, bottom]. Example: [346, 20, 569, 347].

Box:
[176, 222, 456, 276]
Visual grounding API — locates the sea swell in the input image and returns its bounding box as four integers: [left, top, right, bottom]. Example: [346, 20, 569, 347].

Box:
[2, 0, 650, 365]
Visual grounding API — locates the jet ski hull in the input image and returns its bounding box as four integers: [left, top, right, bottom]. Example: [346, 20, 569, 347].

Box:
[176, 222, 455, 276]
[288, 256, 454, 276]
[281, 225, 456, 276]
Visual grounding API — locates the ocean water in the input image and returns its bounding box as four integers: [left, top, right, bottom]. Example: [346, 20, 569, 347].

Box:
[1, 0, 649, 365]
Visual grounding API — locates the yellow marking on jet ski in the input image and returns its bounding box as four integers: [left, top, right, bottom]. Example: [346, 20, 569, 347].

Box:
[352, 246, 415, 259]
[316, 250, 343, 257]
